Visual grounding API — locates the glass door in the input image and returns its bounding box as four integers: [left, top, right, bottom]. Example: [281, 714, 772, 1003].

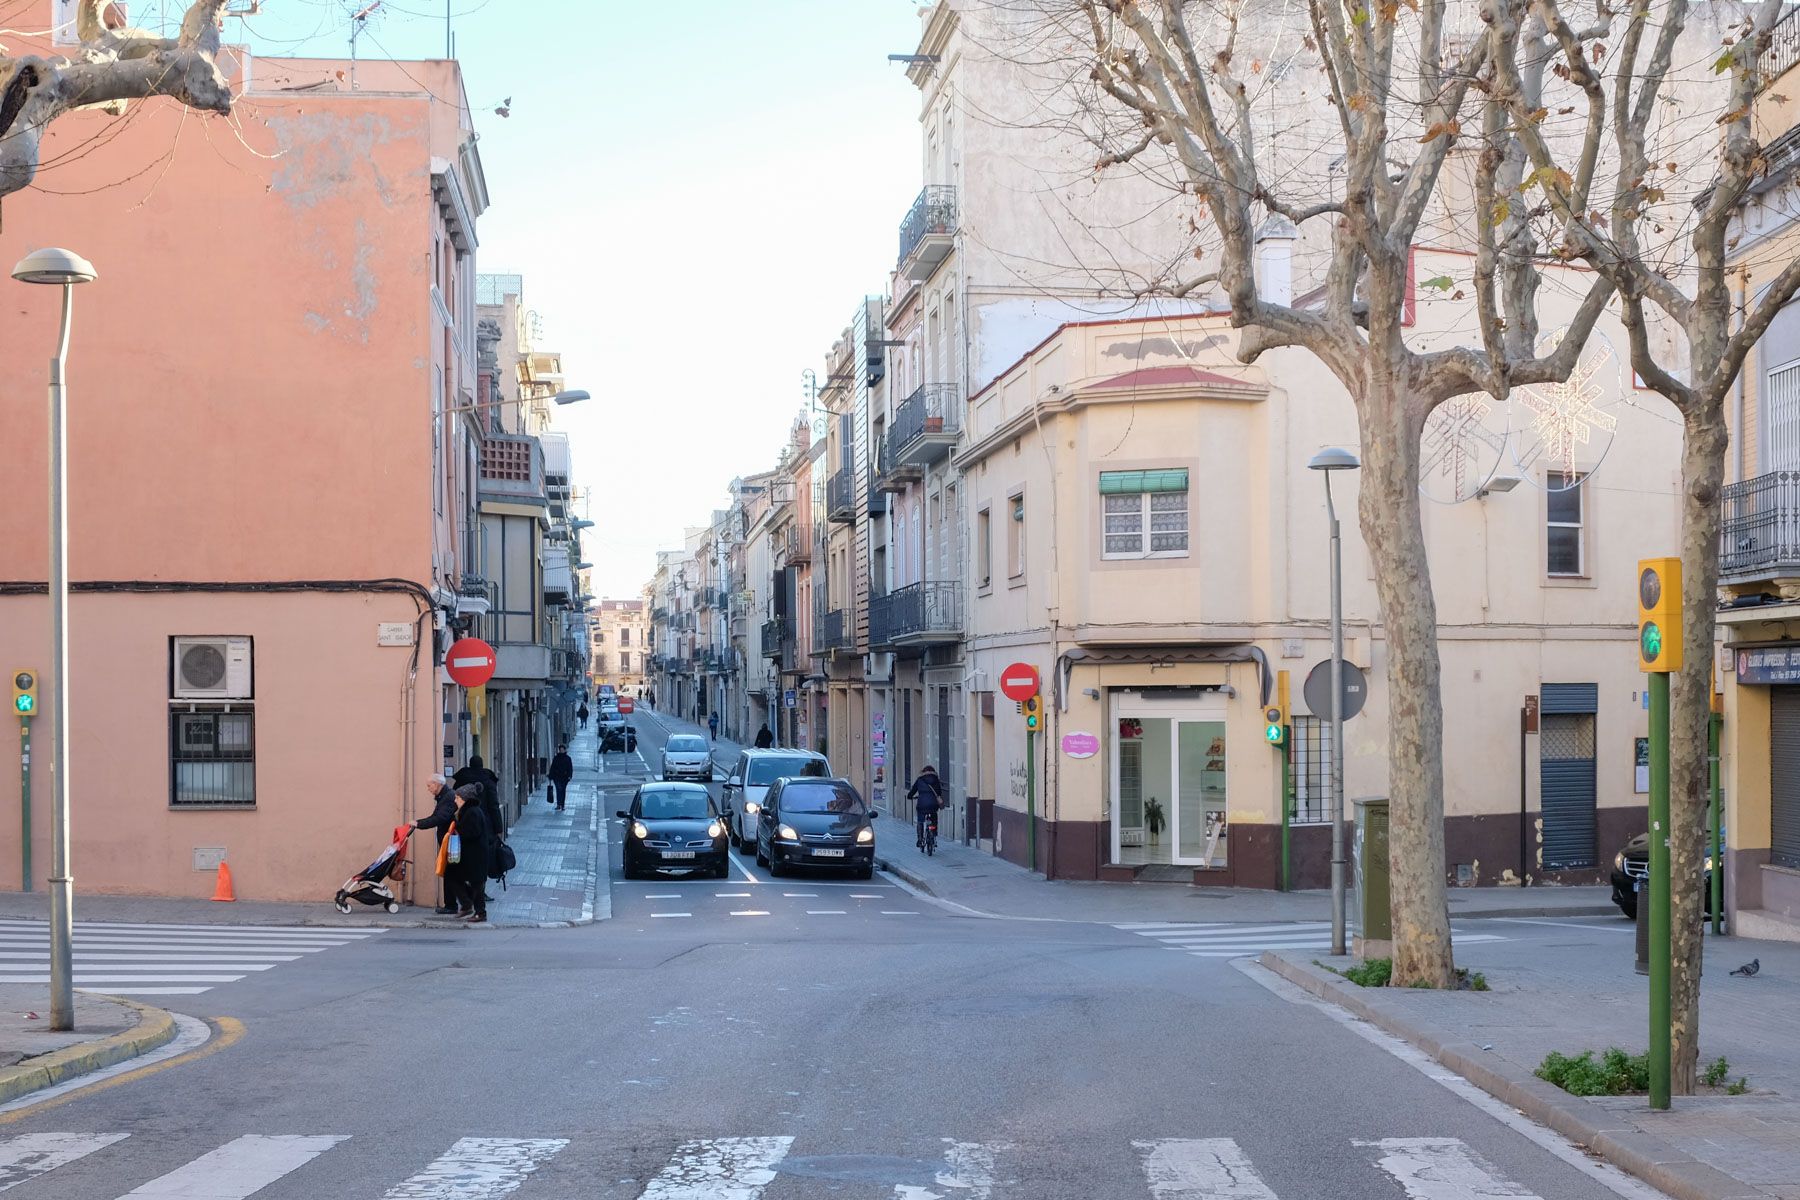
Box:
[1176, 721, 1228, 866]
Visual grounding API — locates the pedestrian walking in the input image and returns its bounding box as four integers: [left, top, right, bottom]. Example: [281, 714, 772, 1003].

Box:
[549, 742, 574, 811]
[907, 765, 944, 850]
[707, 712, 719, 742]
[754, 723, 774, 749]
[411, 773, 462, 915]
[577, 703, 590, 730]
[447, 784, 490, 923]
[453, 755, 504, 901]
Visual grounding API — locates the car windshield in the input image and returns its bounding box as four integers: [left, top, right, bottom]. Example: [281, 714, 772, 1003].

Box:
[747, 756, 821, 786]
[667, 736, 707, 753]
[778, 782, 866, 815]
[638, 788, 710, 820]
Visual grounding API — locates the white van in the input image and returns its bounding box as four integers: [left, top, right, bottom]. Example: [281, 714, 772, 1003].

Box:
[719, 749, 830, 850]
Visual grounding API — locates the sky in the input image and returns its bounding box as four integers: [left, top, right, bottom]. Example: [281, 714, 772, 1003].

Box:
[185, 0, 929, 599]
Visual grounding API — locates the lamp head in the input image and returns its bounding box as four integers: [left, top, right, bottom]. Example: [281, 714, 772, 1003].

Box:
[1307, 447, 1361, 472]
[551, 390, 590, 406]
[12, 248, 97, 286]
[570, 519, 596, 530]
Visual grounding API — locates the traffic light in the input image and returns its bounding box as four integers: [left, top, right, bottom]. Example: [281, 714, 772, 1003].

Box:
[11, 670, 37, 718]
[1023, 694, 1042, 732]
[1637, 557, 1683, 673]
[1265, 669, 1291, 745]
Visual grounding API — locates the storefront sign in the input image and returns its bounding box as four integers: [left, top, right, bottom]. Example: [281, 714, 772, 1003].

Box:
[1736, 646, 1800, 685]
[1061, 732, 1099, 759]
[784, 689, 797, 708]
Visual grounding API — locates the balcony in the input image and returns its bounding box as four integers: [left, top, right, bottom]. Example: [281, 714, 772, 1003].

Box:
[826, 468, 856, 523]
[1722, 470, 1800, 589]
[478, 433, 546, 508]
[761, 617, 794, 660]
[1761, 8, 1800, 92]
[891, 383, 962, 469]
[898, 185, 957, 282]
[867, 581, 962, 649]
[873, 437, 921, 493]
[812, 607, 852, 654]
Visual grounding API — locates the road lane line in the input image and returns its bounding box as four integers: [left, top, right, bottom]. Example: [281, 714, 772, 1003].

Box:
[1357, 1137, 1541, 1199]
[1134, 1138, 1277, 1199]
[382, 1137, 567, 1199]
[638, 1136, 793, 1200]
[729, 911, 770, 917]
[781, 893, 818, 898]
[649, 913, 691, 918]
[0, 1132, 129, 1192]
[851, 894, 884, 899]
[881, 911, 921, 916]
[117, 1134, 348, 1199]
[715, 893, 752, 898]
[644, 894, 681, 899]
[731, 857, 763, 884]
[807, 910, 847, 915]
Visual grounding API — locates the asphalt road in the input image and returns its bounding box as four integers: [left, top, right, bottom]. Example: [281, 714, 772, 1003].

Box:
[0, 713, 1670, 1199]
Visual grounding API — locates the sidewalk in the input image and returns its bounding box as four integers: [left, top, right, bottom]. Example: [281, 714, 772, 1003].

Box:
[0, 986, 176, 1105]
[484, 735, 606, 927]
[1265, 933, 1800, 1200]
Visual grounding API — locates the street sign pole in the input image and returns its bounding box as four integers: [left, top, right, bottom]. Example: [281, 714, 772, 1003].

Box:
[1026, 728, 1037, 873]
[18, 718, 30, 893]
[1649, 671, 1672, 1111]
[1710, 712, 1723, 936]
[1279, 734, 1291, 892]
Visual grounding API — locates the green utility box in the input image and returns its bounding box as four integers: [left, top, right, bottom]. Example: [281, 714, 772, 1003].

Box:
[1353, 797, 1392, 943]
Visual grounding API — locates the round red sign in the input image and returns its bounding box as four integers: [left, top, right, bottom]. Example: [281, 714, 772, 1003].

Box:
[999, 662, 1040, 702]
[445, 637, 497, 688]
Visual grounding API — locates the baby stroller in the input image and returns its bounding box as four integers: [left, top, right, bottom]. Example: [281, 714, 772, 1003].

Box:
[334, 825, 412, 914]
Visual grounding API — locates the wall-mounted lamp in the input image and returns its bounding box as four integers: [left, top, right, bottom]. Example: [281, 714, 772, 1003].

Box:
[1476, 475, 1522, 499]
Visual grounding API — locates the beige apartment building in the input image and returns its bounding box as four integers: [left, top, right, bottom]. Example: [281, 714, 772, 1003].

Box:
[961, 272, 1683, 887]
[590, 600, 648, 697]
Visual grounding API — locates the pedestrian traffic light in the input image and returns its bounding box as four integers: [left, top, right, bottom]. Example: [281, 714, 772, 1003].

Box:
[1637, 557, 1683, 673]
[1023, 694, 1042, 732]
[1265, 669, 1290, 745]
[11, 670, 36, 718]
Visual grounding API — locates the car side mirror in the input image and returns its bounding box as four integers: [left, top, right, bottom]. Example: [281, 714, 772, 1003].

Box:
[729, 777, 742, 788]
[869, 810, 879, 820]
[615, 810, 630, 820]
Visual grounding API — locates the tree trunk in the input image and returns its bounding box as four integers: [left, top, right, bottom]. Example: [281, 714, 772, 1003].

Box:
[1358, 376, 1456, 988]
[1668, 404, 1728, 1094]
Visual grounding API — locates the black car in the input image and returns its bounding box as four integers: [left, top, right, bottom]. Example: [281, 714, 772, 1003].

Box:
[598, 714, 637, 754]
[1609, 832, 1715, 919]
[755, 776, 876, 880]
[618, 783, 728, 880]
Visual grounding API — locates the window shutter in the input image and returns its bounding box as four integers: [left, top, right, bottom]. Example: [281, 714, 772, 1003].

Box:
[1099, 468, 1188, 495]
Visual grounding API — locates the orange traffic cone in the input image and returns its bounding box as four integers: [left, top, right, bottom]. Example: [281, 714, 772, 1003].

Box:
[211, 861, 236, 902]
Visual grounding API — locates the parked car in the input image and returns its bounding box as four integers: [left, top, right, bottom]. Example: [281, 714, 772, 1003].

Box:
[660, 734, 713, 782]
[617, 783, 728, 880]
[719, 749, 830, 850]
[755, 776, 876, 880]
[598, 714, 636, 754]
[1609, 832, 1715, 920]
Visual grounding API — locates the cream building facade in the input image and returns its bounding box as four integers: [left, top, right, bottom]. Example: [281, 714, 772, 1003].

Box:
[590, 600, 648, 697]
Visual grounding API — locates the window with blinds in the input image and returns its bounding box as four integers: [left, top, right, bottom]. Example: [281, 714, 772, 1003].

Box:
[1100, 469, 1189, 559]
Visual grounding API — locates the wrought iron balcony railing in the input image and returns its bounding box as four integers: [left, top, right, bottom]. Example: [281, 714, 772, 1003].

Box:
[812, 607, 852, 653]
[867, 581, 962, 648]
[1721, 470, 1800, 582]
[826, 468, 856, 523]
[898, 185, 958, 273]
[761, 616, 794, 659]
[1761, 8, 1800, 92]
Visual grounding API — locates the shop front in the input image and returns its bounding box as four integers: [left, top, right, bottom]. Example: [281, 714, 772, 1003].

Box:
[1110, 688, 1230, 872]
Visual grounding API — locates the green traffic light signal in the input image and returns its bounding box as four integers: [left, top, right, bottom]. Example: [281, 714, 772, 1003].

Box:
[13, 695, 32, 714]
[1641, 621, 1663, 662]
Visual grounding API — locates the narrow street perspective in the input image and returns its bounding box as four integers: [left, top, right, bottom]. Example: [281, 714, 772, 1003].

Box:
[2, 1, 1799, 1197]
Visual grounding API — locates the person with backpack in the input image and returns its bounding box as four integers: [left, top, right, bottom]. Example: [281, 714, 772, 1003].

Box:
[907, 765, 945, 851]
[446, 785, 490, 923]
[548, 742, 574, 812]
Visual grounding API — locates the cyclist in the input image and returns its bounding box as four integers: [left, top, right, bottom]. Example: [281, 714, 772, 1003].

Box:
[907, 765, 944, 852]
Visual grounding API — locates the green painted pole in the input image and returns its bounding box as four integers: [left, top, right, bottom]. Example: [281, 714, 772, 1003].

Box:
[18, 719, 30, 892]
[1280, 735, 1291, 892]
[1026, 729, 1037, 872]
[1649, 671, 1672, 1111]
[1710, 713, 1723, 936]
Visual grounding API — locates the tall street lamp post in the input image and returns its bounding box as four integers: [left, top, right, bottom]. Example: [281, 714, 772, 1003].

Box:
[1308, 447, 1360, 958]
[13, 248, 99, 1032]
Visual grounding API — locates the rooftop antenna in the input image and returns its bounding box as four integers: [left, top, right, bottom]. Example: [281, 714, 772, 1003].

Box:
[349, 1, 381, 91]
[446, 0, 452, 58]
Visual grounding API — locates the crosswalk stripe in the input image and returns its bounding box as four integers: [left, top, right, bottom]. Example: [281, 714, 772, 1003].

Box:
[0, 974, 256, 983]
[638, 1136, 793, 1199]
[895, 1140, 1000, 1200]
[0, 921, 380, 935]
[1130, 923, 1331, 941]
[0, 1132, 129, 1192]
[77, 987, 212, 995]
[0, 932, 362, 944]
[1358, 1137, 1541, 1199]
[0, 921, 373, 995]
[0, 954, 302, 963]
[1134, 1138, 1278, 1198]
[116, 1134, 347, 1199]
[382, 1137, 568, 1198]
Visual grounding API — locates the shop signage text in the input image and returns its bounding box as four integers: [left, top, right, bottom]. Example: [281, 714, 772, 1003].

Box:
[1736, 646, 1800, 685]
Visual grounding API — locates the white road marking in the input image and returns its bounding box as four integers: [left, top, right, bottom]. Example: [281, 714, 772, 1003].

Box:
[881, 911, 921, 916]
[895, 1140, 1001, 1199]
[637, 1136, 793, 1199]
[649, 913, 691, 919]
[730, 858, 763, 884]
[1133, 923, 1333, 941]
[76, 987, 212, 996]
[382, 1137, 567, 1199]
[1358, 1137, 1541, 1199]
[117, 1134, 347, 1199]
[0, 922, 381, 935]
[715, 893, 752, 898]
[0, 974, 257, 984]
[0, 1132, 129, 1192]
[644, 895, 681, 900]
[0, 953, 302, 962]
[1492, 917, 1635, 934]
[1133, 1138, 1278, 1199]
[729, 911, 771, 917]
[781, 893, 818, 898]
[850, 894, 884, 899]
[807, 910, 847, 915]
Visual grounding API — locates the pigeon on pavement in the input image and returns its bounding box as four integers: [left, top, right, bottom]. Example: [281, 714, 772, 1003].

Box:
[1730, 958, 1760, 977]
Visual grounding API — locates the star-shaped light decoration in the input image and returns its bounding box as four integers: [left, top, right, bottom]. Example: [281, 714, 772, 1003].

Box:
[1510, 329, 1623, 489]
[1420, 394, 1508, 504]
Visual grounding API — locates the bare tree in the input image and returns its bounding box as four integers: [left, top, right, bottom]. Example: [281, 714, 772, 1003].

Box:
[0, 0, 234, 198]
[1494, 0, 1800, 1092]
[1067, 0, 1629, 986]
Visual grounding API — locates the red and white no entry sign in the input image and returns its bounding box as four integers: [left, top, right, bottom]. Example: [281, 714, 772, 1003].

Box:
[445, 637, 497, 688]
[999, 662, 1040, 701]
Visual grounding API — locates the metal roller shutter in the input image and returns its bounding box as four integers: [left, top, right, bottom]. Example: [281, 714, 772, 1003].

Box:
[1770, 688, 1800, 869]
[1540, 684, 1599, 870]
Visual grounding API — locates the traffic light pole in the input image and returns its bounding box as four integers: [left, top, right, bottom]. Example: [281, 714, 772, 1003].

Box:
[18, 719, 30, 893]
[1710, 713, 1723, 936]
[1025, 728, 1037, 873]
[1279, 736, 1291, 892]
[1649, 671, 1671, 1111]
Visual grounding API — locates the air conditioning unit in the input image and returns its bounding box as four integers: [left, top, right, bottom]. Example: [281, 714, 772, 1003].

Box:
[173, 637, 253, 700]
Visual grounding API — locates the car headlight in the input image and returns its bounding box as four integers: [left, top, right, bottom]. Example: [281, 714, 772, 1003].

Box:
[707, 821, 723, 838]
[1613, 852, 1625, 872]
[631, 821, 649, 839]
[744, 802, 760, 815]
[856, 826, 874, 844]
[777, 824, 799, 842]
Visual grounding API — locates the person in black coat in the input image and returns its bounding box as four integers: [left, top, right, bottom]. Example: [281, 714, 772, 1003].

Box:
[754, 724, 774, 749]
[410, 774, 462, 915]
[548, 743, 574, 811]
[449, 785, 490, 923]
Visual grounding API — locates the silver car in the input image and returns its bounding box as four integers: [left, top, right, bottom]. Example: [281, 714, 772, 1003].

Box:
[719, 749, 830, 849]
[660, 734, 714, 782]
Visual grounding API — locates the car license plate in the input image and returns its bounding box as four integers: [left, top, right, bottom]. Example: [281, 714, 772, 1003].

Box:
[812, 848, 845, 858]
[663, 851, 696, 860]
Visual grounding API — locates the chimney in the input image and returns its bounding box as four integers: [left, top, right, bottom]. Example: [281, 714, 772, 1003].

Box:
[1254, 216, 1299, 307]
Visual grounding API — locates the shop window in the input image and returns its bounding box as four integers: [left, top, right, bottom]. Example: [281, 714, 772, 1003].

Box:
[1546, 472, 1585, 577]
[1100, 469, 1189, 559]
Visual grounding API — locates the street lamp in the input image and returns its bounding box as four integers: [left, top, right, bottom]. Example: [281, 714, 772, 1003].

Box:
[445, 388, 590, 417]
[570, 519, 595, 530]
[13, 247, 98, 1033]
[1308, 446, 1360, 958]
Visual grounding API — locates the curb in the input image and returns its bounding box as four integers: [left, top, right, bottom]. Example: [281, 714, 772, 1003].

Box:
[875, 857, 939, 898]
[1450, 905, 1623, 920]
[1259, 952, 1765, 1200]
[0, 997, 178, 1106]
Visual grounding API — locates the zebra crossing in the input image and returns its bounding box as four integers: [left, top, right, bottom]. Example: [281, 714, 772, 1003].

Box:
[1114, 921, 1509, 959]
[0, 1132, 1554, 1197]
[0, 920, 384, 995]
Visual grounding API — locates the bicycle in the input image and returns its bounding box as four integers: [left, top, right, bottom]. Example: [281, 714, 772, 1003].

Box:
[917, 813, 938, 856]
